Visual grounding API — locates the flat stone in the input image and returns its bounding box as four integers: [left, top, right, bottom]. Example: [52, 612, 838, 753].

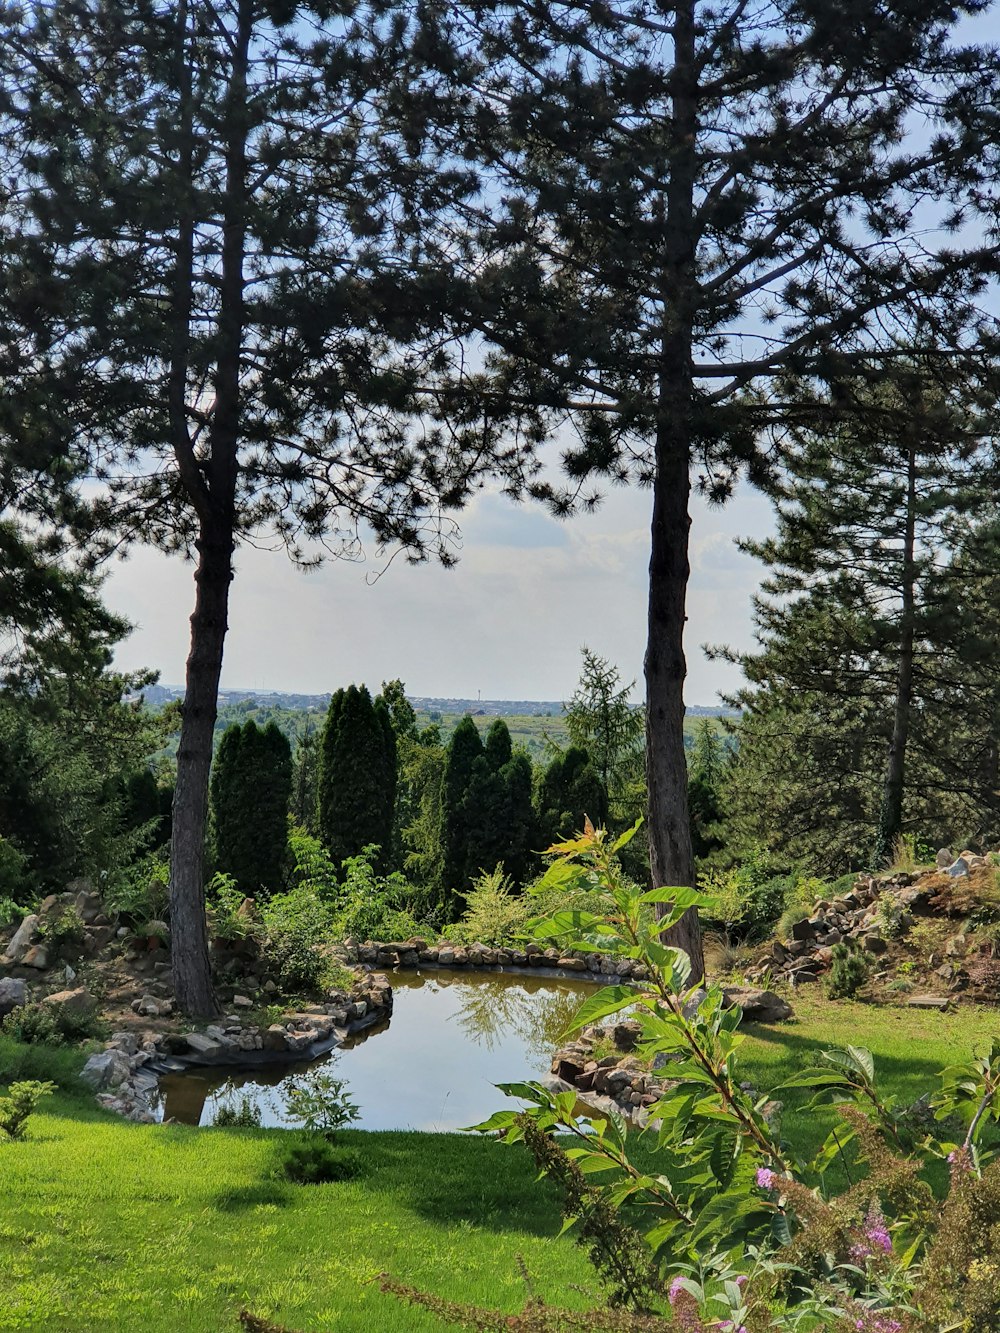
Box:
[42, 987, 97, 1019]
[232, 994, 253, 1008]
[720, 985, 793, 1023]
[906, 994, 952, 1012]
[184, 1032, 225, 1057]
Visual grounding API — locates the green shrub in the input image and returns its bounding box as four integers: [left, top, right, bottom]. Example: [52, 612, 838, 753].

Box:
[0, 838, 31, 905]
[702, 848, 790, 939]
[37, 907, 85, 961]
[259, 886, 336, 994]
[447, 865, 532, 947]
[0, 895, 25, 928]
[0, 1080, 55, 1141]
[331, 845, 423, 941]
[207, 871, 255, 943]
[280, 1134, 363, 1184]
[825, 941, 870, 999]
[212, 1096, 262, 1128]
[283, 1069, 358, 1139]
[104, 853, 169, 924]
[285, 823, 339, 901]
[874, 890, 909, 939]
[2, 1001, 104, 1047]
[777, 904, 808, 940]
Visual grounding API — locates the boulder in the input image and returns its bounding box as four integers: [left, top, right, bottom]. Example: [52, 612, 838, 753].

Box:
[947, 858, 970, 879]
[0, 976, 27, 1018]
[79, 1048, 132, 1091]
[935, 848, 953, 868]
[184, 1031, 225, 1058]
[720, 985, 794, 1023]
[20, 945, 49, 970]
[42, 987, 97, 1021]
[790, 918, 814, 942]
[1, 913, 40, 964]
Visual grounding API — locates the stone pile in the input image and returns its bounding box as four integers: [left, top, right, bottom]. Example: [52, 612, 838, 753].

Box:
[745, 848, 993, 998]
[0, 883, 114, 971]
[341, 937, 649, 982]
[548, 986, 792, 1125]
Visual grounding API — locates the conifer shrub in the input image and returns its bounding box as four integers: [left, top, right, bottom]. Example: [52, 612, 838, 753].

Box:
[825, 941, 870, 999]
[447, 865, 532, 947]
[0, 1080, 54, 1141]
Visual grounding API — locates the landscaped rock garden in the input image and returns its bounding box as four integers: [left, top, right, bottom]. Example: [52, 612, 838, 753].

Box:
[744, 848, 1000, 1009]
[0, 884, 394, 1123]
[339, 936, 649, 981]
[548, 985, 792, 1126]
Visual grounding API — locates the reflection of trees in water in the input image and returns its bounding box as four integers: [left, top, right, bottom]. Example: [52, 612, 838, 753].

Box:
[450, 978, 589, 1060]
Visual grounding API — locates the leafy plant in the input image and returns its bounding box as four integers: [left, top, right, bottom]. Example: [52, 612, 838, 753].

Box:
[0, 895, 25, 928]
[874, 891, 909, 940]
[207, 872, 254, 943]
[331, 845, 423, 942]
[2, 1001, 104, 1047]
[447, 865, 532, 947]
[104, 854, 169, 925]
[282, 1069, 358, 1140]
[259, 886, 336, 994]
[212, 1096, 262, 1129]
[0, 1080, 55, 1140]
[825, 941, 871, 999]
[701, 847, 790, 939]
[37, 907, 85, 961]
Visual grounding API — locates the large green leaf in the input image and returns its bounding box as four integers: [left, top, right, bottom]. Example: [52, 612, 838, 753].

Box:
[564, 985, 636, 1033]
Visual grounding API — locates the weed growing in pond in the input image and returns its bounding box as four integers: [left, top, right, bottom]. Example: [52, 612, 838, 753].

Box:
[283, 1069, 358, 1140]
[212, 1096, 262, 1129]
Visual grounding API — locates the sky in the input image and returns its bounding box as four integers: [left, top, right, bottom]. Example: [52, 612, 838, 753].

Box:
[104, 480, 775, 706]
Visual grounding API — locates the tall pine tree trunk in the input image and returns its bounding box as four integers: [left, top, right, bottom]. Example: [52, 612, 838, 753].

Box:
[874, 441, 918, 865]
[646, 0, 704, 982]
[170, 528, 232, 1016]
[169, 0, 250, 1015]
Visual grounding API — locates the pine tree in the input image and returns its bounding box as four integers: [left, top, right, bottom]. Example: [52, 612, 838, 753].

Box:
[715, 370, 992, 870]
[211, 719, 291, 895]
[318, 686, 396, 868]
[687, 721, 727, 866]
[0, 0, 530, 1015]
[440, 716, 486, 908]
[441, 0, 1000, 976]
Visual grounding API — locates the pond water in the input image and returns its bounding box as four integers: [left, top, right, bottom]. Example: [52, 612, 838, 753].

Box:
[155, 969, 600, 1132]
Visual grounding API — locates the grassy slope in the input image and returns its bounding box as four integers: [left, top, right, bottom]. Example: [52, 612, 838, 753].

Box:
[3, 993, 994, 1333]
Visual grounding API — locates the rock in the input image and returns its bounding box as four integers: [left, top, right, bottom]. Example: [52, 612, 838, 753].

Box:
[232, 994, 253, 1008]
[263, 1024, 288, 1052]
[1, 913, 40, 964]
[42, 987, 97, 1020]
[720, 986, 794, 1023]
[790, 918, 814, 942]
[20, 945, 49, 970]
[558, 956, 587, 971]
[80, 1049, 132, 1091]
[947, 858, 970, 879]
[861, 935, 888, 955]
[611, 1021, 641, 1051]
[437, 947, 455, 965]
[184, 1032, 225, 1058]
[771, 940, 787, 963]
[907, 994, 952, 1012]
[0, 977, 27, 1018]
[936, 848, 953, 868]
[134, 994, 173, 1018]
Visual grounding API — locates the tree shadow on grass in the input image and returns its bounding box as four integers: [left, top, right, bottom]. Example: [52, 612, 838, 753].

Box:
[212, 1182, 292, 1212]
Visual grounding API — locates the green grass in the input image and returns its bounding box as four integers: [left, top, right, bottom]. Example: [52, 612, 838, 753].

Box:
[738, 991, 1000, 1157]
[3, 993, 996, 1332]
[0, 1064, 596, 1333]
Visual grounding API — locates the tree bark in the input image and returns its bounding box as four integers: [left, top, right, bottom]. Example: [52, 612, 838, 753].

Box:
[646, 0, 704, 982]
[168, 0, 250, 1016]
[170, 529, 232, 1016]
[874, 440, 918, 866]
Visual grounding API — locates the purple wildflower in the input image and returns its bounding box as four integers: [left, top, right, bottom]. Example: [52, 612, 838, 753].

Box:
[668, 1275, 686, 1307]
[755, 1167, 776, 1189]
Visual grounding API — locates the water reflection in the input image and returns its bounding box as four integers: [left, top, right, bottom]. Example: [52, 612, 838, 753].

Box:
[156, 968, 598, 1133]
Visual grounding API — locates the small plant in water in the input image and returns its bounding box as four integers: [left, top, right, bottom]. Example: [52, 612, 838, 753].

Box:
[283, 1068, 358, 1140]
[212, 1095, 262, 1128]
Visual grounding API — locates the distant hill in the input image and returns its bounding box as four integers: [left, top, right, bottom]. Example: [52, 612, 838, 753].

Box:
[140, 684, 733, 719]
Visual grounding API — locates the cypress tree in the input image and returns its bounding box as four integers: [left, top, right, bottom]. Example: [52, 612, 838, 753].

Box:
[440, 716, 484, 906]
[536, 747, 608, 850]
[211, 719, 291, 895]
[318, 686, 396, 867]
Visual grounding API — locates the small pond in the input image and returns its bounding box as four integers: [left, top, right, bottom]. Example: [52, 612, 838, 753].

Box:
[155, 969, 600, 1132]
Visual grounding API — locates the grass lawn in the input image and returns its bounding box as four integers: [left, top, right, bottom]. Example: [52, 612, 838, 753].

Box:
[739, 991, 1000, 1157]
[0, 1087, 599, 1332]
[2, 993, 998, 1332]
